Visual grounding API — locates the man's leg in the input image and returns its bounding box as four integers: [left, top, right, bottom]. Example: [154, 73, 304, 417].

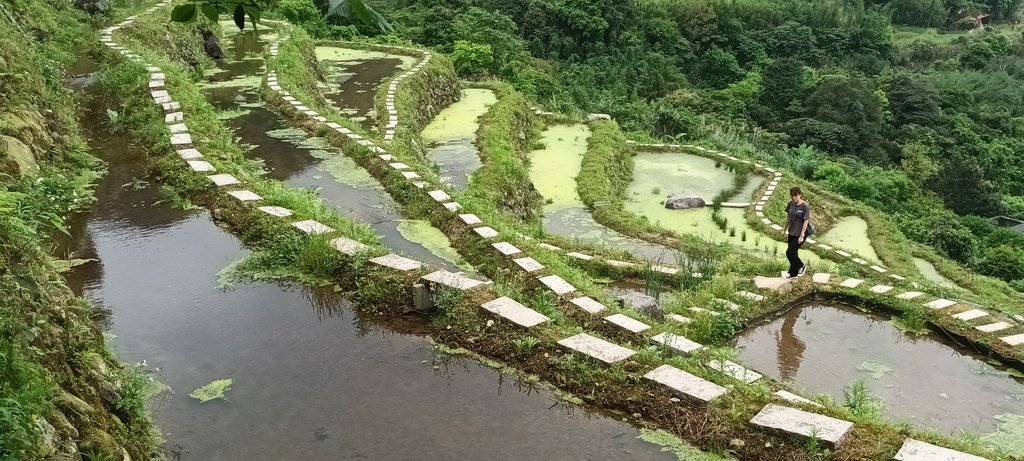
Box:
[786, 235, 800, 276]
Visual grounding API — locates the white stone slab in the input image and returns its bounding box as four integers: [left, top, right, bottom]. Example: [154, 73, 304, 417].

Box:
[897, 291, 925, 300]
[690, 307, 720, 317]
[750, 404, 853, 448]
[870, 265, 888, 273]
[951, 309, 988, 321]
[707, 359, 762, 383]
[569, 296, 606, 314]
[893, 439, 989, 461]
[852, 258, 868, 265]
[207, 174, 240, 186]
[326, 122, 342, 129]
[770, 224, 783, 231]
[176, 148, 202, 160]
[148, 79, 164, 88]
[652, 264, 679, 275]
[925, 299, 957, 310]
[1001, 333, 1024, 346]
[738, 291, 764, 302]
[413, 181, 427, 189]
[459, 214, 481, 225]
[291, 219, 334, 235]
[651, 332, 703, 355]
[329, 237, 368, 255]
[566, 252, 594, 261]
[605, 260, 635, 268]
[481, 297, 549, 328]
[975, 321, 1011, 333]
[869, 285, 893, 294]
[557, 333, 635, 364]
[538, 275, 576, 295]
[186, 160, 215, 172]
[774, 390, 821, 407]
[839, 278, 864, 288]
[644, 365, 727, 403]
[295, 105, 309, 111]
[473, 226, 498, 238]
[252, 207, 290, 219]
[715, 299, 742, 311]
[666, 314, 692, 324]
[890, 274, 907, 281]
[428, 190, 450, 202]
[538, 243, 562, 251]
[604, 314, 651, 333]
[170, 133, 192, 145]
[817, 244, 832, 250]
[422, 270, 485, 290]
[491, 242, 521, 256]
[513, 257, 544, 273]
[389, 162, 409, 170]
[226, 190, 262, 202]
[836, 250, 852, 257]
[812, 273, 831, 283]
[165, 112, 183, 123]
[401, 171, 421, 179]
[162, 101, 180, 112]
[168, 123, 188, 134]
[369, 254, 423, 271]
[442, 202, 461, 211]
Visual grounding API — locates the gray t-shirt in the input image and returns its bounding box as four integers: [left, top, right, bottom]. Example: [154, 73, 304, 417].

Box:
[785, 201, 810, 236]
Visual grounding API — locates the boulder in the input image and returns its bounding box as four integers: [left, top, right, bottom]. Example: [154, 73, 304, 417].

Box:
[0, 135, 38, 175]
[665, 194, 705, 210]
[612, 289, 663, 321]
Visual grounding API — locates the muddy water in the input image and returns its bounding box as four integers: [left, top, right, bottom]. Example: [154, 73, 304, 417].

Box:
[913, 257, 960, 289]
[317, 46, 414, 130]
[61, 55, 680, 461]
[528, 125, 678, 263]
[819, 216, 879, 262]
[736, 303, 1024, 435]
[421, 88, 496, 190]
[203, 28, 464, 270]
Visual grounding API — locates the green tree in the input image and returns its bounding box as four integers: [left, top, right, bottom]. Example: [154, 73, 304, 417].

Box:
[451, 40, 494, 77]
[759, 57, 806, 113]
[977, 244, 1024, 281]
[887, 74, 940, 127]
[694, 46, 744, 89]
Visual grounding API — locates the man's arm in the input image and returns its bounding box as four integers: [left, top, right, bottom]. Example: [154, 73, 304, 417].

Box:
[799, 205, 810, 241]
[783, 203, 791, 235]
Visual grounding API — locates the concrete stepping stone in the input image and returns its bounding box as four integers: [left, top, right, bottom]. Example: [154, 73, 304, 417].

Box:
[207, 173, 240, 186]
[149, 79, 164, 89]
[472, 227, 498, 239]
[605, 260, 635, 268]
[666, 314, 692, 324]
[168, 123, 188, 134]
[165, 112, 183, 123]
[975, 321, 1011, 333]
[769, 224, 783, 231]
[749, 404, 853, 449]
[389, 162, 409, 170]
[481, 297, 549, 328]
[170, 133, 192, 146]
[644, 365, 727, 403]
[151, 89, 169, 100]
[812, 273, 831, 283]
[690, 307, 720, 317]
[186, 160, 215, 172]
[257, 206, 292, 217]
[817, 243, 832, 250]
[852, 258, 868, 265]
[458, 214, 481, 225]
[538, 274, 575, 295]
[738, 291, 765, 302]
[226, 190, 262, 202]
[870, 265, 888, 273]
[925, 299, 957, 310]
[890, 274, 907, 281]
[295, 105, 309, 111]
[291, 219, 334, 235]
[329, 237, 368, 255]
[491, 242, 521, 256]
[513, 257, 544, 272]
[569, 296, 606, 314]
[774, 390, 821, 407]
[369, 254, 423, 271]
[538, 243, 562, 251]
[401, 171, 420, 180]
[413, 181, 427, 189]
[1001, 333, 1024, 346]
[714, 299, 742, 311]
[651, 332, 703, 355]
[951, 309, 987, 321]
[176, 148, 202, 160]
[162, 101, 180, 112]
[707, 359, 762, 383]
[893, 438, 989, 461]
[604, 313, 651, 333]
[422, 270, 485, 290]
[836, 250, 852, 257]
[557, 333, 635, 364]
[897, 291, 925, 300]
[754, 276, 790, 290]
[869, 285, 893, 294]
[427, 190, 450, 202]
[442, 202, 461, 211]
[839, 278, 864, 288]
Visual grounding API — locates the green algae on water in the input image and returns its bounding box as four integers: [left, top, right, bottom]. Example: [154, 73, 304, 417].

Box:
[638, 428, 734, 461]
[819, 216, 880, 262]
[912, 257, 961, 289]
[421, 88, 497, 144]
[190, 378, 233, 403]
[857, 360, 893, 379]
[315, 46, 417, 70]
[528, 124, 591, 211]
[982, 414, 1024, 456]
[397, 220, 474, 271]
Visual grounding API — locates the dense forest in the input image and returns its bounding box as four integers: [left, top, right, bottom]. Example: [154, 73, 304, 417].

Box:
[278, 0, 1024, 289]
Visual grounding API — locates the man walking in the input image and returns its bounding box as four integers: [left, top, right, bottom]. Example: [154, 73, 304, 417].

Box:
[783, 187, 810, 279]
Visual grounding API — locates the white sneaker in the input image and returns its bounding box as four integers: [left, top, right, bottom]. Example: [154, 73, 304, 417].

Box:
[798, 265, 807, 276]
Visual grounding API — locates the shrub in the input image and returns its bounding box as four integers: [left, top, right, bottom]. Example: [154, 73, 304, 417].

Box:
[451, 40, 493, 77]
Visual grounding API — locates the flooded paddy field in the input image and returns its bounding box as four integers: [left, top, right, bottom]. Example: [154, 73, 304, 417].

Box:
[317, 46, 415, 131]
[421, 88, 496, 190]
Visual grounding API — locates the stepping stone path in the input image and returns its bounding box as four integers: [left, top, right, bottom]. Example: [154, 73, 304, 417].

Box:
[369, 254, 422, 271]
[750, 404, 853, 449]
[644, 365, 727, 404]
[329, 237, 368, 255]
[491, 242, 521, 256]
[869, 285, 893, 294]
[897, 291, 925, 300]
[227, 190, 261, 202]
[558, 333, 635, 364]
[951, 309, 987, 321]
[569, 296, 606, 314]
[513, 257, 544, 272]
[774, 390, 820, 407]
[893, 439, 989, 461]
[208, 174, 240, 186]
[472, 226, 499, 238]
[422, 270, 485, 290]
[976, 321, 1010, 333]
[538, 275, 575, 295]
[811, 273, 831, 283]
[258, 206, 292, 217]
[738, 291, 764, 302]
[651, 332, 703, 355]
[925, 299, 957, 310]
[603, 313, 651, 333]
[481, 297, 549, 328]
[839, 278, 864, 288]
[707, 359, 762, 383]
[1002, 333, 1024, 346]
[291, 219, 334, 235]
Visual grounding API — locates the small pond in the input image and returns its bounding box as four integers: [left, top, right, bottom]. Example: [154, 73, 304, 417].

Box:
[913, 257, 961, 289]
[421, 88, 496, 190]
[818, 216, 880, 263]
[736, 302, 1024, 436]
[316, 46, 416, 130]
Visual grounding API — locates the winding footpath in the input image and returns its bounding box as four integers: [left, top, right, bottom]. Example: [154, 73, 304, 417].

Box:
[99, 7, 1003, 459]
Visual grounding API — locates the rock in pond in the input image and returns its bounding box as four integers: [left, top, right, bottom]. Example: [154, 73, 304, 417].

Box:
[611, 289, 663, 321]
[665, 194, 705, 210]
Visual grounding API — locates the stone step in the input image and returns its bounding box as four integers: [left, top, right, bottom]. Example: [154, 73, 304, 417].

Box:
[566, 252, 593, 261]
[329, 237, 368, 256]
[749, 403, 853, 449]
[644, 365, 727, 403]
[291, 219, 334, 235]
[811, 273, 831, 283]
[186, 160, 214, 172]
[481, 297, 549, 328]
[737, 291, 764, 302]
[427, 190, 450, 202]
[714, 299, 742, 311]
[897, 291, 925, 300]
[170, 133, 192, 146]
[226, 190, 261, 202]
[176, 148, 202, 160]
[666, 314, 692, 324]
[538, 274, 576, 295]
[557, 333, 635, 364]
[603, 313, 651, 334]
[951, 309, 987, 321]
[774, 390, 821, 407]
[925, 299, 957, 310]
[458, 214, 481, 225]
[870, 265, 888, 273]
[491, 242, 521, 256]
[605, 259, 635, 268]
[975, 321, 1011, 333]
[651, 332, 703, 355]
[421, 270, 486, 290]
[513, 257, 544, 273]
[472, 227, 499, 238]
[538, 243, 562, 251]
[569, 296, 607, 315]
[442, 202, 461, 212]
[869, 285, 893, 294]
[207, 173, 240, 187]
[707, 359, 762, 383]
[257, 206, 292, 217]
[689, 307, 720, 317]
[1002, 333, 1024, 346]
[369, 254, 422, 272]
[401, 171, 420, 180]
[839, 278, 864, 288]
[893, 438, 989, 461]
